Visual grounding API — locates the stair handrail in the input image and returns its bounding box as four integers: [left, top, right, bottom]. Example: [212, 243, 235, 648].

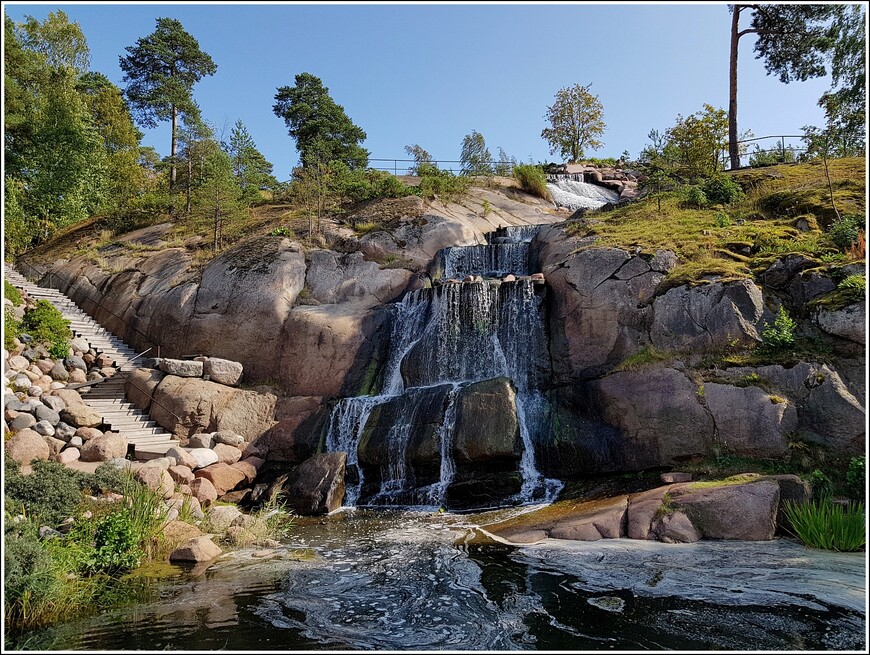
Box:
[12, 259, 161, 358]
[94, 364, 184, 425]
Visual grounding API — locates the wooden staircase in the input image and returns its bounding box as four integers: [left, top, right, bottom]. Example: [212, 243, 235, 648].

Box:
[6, 267, 179, 460]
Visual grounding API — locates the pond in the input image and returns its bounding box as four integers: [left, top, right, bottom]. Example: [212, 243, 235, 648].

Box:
[17, 508, 866, 651]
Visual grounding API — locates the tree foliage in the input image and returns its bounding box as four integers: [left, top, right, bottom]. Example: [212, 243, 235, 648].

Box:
[728, 4, 839, 166]
[404, 144, 434, 175]
[459, 130, 492, 176]
[226, 119, 279, 202]
[119, 17, 217, 201]
[3, 12, 108, 254]
[540, 83, 605, 163]
[273, 73, 369, 170]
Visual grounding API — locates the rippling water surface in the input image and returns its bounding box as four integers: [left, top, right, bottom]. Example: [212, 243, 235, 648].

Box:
[19, 509, 866, 651]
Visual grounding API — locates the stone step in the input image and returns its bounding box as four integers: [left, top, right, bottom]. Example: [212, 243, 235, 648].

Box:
[106, 420, 157, 429]
[134, 443, 181, 460]
[120, 428, 167, 437]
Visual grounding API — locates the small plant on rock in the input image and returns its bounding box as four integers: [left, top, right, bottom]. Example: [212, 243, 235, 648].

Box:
[845, 456, 865, 501]
[681, 185, 708, 209]
[761, 306, 797, 350]
[783, 498, 865, 552]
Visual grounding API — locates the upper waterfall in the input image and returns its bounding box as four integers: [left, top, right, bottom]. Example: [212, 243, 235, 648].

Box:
[547, 177, 620, 211]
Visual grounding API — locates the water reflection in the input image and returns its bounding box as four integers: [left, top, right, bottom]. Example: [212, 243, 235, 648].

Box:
[15, 509, 866, 651]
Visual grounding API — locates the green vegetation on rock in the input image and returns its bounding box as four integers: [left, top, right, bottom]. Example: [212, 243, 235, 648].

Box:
[783, 498, 865, 552]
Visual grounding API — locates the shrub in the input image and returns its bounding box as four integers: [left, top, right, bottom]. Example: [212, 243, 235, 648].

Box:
[714, 211, 731, 228]
[761, 306, 797, 349]
[269, 226, 293, 238]
[83, 512, 143, 575]
[846, 456, 865, 501]
[5, 278, 23, 306]
[5, 461, 87, 527]
[828, 214, 864, 250]
[809, 468, 833, 500]
[512, 164, 552, 201]
[21, 300, 72, 354]
[417, 165, 471, 202]
[4, 305, 20, 350]
[783, 498, 865, 552]
[681, 185, 708, 209]
[702, 175, 744, 205]
[837, 274, 865, 294]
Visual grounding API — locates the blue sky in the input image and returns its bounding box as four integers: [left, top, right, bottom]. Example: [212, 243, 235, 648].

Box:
[5, 1, 839, 179]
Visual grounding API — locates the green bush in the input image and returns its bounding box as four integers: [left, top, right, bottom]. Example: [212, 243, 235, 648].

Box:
[702, 175, 744, 205]
[838, 275, 866, 293]
[681, 185, 708, 209]
[4, 305, 20, 350]
[714, 211, 732, 228]
[83, 512, 143, 575]
[512, 163, 552, 201]
[5, 461, 87, 527]
[846, 456, 865, 501]
[3, 522, 68, 628]
[783, 498, 865, 551]
[20, 300, 72, 354]
[749, 146, 796, 168]
[5, 279, 23, 306]
[828, 215, 864, 250]
[416, 164, 471, 201]
[809, 468, 834, 500]
[761, 306, 797, 349]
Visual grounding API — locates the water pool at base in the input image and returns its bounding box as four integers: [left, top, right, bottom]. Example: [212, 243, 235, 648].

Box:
[16, 509, 866, 651]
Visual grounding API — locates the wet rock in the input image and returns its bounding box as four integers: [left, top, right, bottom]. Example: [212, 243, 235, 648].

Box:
[661, 472, 692, 484]
[169, 536, 222, 563]
[652, 510, 700, 543]
[703, 384, 797, 458]
[280, 452, 347, 515]
[669, 479, 780, 541]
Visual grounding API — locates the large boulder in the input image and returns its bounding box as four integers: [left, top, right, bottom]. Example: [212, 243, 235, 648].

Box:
[814, 302, 866, 344]
[79, 433, 129, 462]
[194, 462, 247, 496]
[169, 536, 222, 563]
[453, 377, 522, 464]
[148, 375, 276, 441]
[60, 403, 103, 429]
[5, 428, 50, 465]
[305, 249, 413, 308]
[585, 367, 713, 468]
[124, 368, 164, 412]
[202, 358, 243, 386]
[703, 384, 797, 457]
[668, 478, 780, 541]
[650, 279, 769, 352]
[134, 466, 175, 499]
[484, 496, 629, 544]
[280, 452, 347, 515]
[158, 359, 203, 378]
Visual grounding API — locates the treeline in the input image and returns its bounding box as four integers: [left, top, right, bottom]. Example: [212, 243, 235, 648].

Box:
[3, 12, 280, 257]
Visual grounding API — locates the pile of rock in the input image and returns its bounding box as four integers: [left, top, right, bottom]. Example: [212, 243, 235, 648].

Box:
[4, 349, 129, 467]
[143, 356, 244, 387]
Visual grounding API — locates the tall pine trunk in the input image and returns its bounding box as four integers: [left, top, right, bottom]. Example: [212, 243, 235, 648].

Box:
[728, 8, 741, 170]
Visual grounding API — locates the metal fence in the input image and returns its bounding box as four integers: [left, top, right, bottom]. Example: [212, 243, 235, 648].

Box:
[368, 158, 516, 176]
[724, 134, 807, 170]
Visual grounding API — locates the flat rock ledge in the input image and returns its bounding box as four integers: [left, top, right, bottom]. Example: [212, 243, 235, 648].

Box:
[482, 474, 809, 545]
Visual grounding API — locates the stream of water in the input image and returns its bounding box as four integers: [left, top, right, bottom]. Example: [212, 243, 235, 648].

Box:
[17, 510, 865, 651]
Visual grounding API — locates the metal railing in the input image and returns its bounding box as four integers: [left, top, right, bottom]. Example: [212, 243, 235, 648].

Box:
[368, 158, 516, 176]
[10, 263, 184, 424]
[724, 134, 807, 170]
[14, 258, 161, 358]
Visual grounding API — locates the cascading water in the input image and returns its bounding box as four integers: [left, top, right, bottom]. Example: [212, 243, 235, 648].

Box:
[325, 224, 560, 508]
[546, 176, 620, 211]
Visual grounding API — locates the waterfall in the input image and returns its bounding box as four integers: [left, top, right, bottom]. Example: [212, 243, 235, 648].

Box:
[546, 177, 620, 211]
[439, 224, 541, 279]
[324, 224, 560, 509]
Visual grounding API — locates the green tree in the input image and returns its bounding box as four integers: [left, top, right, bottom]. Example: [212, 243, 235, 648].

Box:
[459, 130, 492, 176]
[189, 141, 247, 253]
[728, 4, 837, 168]
[77, 72, 149, 218]
[273, 72, 369, 170]
[226, 119, 279, 203]
[494, 147, 515, 176]
[665, 104, 729, 179]
[818, 5, 866, 153]
[404, 144, 435, 175]
[176, 112, 215, 215]
[119, 18, 217, 209]
[3, 12, 106, 253]
[541, 83, 605, 163]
